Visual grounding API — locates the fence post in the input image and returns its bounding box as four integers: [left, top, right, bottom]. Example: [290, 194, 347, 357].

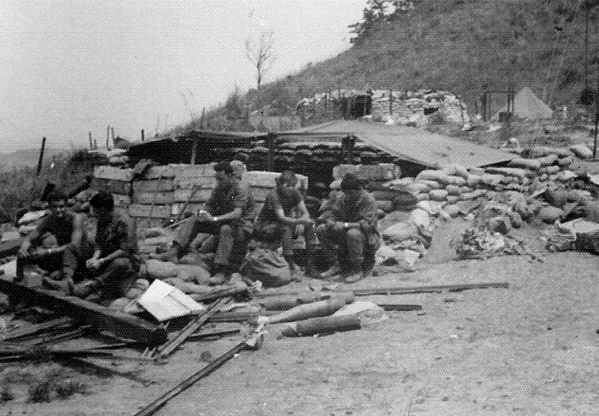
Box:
[36, 137, 46, 177]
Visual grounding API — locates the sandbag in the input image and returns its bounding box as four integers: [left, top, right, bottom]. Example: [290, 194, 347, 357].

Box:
[240, 247, 292, 287]
[538, 165, 560, 175]
[446, 195, 459, 204]
[444, 204, 460, 217]
[485, 167, 528, 179]
[418, 179, 443, 190]
[177, 265, 211, 285]
[570, 144, 593, 159]
[537, 206, 564, 223]
[145, 259, 178, 279]
[445, 175, 467, 186]
[444, 164, 469, 179]
[393, 193, 418, 211]
[446, 185, 461, 196]
[409, 208, 431, 228]
[429, 189, 448, 201]
[382, 222, 419, 242]
[405, 182, 430, 195]
[536, 154, 559, 166]
[416, 170, 448, 183]
[558, 155, 574, 166]
[466, 174, 483, 187]
[509, 157, 541, 170]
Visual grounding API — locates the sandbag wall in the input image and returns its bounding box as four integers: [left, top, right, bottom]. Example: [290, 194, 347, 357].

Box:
[91, 164, 308, 231]
[296, 89, 468, 126]
[360, 144, 596, 220]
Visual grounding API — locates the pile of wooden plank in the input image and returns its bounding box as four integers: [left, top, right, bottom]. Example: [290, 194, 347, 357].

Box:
[90, 164, 308, 230]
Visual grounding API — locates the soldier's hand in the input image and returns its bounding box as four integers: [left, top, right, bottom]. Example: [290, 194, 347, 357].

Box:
[333, 221, 346, 231]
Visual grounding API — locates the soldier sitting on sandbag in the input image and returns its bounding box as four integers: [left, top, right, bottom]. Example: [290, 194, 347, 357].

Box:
[316, 173, 381, 283]
[151, 161, 256, 285]
[43, 191, 141, 301]
[18, 190, 88, 278]
[252, 170, 318, 277]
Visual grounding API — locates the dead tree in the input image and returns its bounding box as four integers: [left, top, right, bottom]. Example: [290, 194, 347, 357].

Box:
[245, 30, 275, 91]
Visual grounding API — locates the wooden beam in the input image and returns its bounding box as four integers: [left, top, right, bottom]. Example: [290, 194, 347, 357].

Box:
[256, 282, 509, 298]
[0, 277, 167, 346]
[154, 298, 228, 359]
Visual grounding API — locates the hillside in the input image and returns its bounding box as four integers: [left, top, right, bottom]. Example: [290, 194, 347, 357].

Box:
[0, 148, 67, 172]
[179, 0, 599, 133]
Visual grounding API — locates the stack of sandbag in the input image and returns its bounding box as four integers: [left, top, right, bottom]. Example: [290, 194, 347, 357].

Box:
[370, 89, 468, 125]
[91, 166, 133, 208]
[386, 165, 487, 214]
[507, 145, 580, 186]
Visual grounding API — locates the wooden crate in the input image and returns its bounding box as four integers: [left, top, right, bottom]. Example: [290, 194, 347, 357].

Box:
[132, 179, 175, 194]
[128, 204, 172, 219]
[91, 178, 131, 195]
[132, 192, 174, 205]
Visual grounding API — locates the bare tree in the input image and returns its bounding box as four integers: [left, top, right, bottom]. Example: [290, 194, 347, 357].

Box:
[245, 30, 275, 91]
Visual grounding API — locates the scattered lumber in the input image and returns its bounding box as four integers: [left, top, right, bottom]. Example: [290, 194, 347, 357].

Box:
[377, 303, 422, 312]
[154, 297, 229, 359]
[255, 282, 509, 298]
[0, 276, 167, 346]
[134, 332, 264, 416]
[352, 282, 509, 296]
[2, 316, 74, 341]
[187, 328, 241, 341]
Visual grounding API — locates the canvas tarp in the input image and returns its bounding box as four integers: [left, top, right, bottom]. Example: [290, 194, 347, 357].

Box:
[492, 87, 553, 121]
[282, 120, 513, 168]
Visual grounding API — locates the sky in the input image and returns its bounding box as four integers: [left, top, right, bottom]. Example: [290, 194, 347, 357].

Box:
[0, 0, 365, 153]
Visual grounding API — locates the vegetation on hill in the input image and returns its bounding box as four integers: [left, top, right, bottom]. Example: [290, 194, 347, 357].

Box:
[171, 0, 599, 135]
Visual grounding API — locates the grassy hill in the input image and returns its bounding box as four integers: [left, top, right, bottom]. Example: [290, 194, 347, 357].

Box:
[175, 0, 598, 133]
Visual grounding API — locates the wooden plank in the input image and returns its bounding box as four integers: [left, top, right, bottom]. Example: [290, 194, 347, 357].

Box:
[132, 179, 174, 194]
[2, 317, 74, 341]
[174, 178, 216, 190]
[90, 178, 131, 195]
[155, 298, 229, 358]
[143, 165, 176, 180]
[128, 204, 172, 219]
[173, 188, 213, 203]
[256, 282, 510, 297]
[133, 192, 174, 205]
[112, 194, 131, 207]
[0, 276, 167, 346]
[173, 164, 215, 181]
[94, 166, 133, 182]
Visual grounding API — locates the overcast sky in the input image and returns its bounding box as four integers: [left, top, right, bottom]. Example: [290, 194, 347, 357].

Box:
[0, 0, 365, 153]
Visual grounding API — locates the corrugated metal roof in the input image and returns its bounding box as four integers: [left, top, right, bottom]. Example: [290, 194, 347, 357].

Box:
[282, 120, 513, 168]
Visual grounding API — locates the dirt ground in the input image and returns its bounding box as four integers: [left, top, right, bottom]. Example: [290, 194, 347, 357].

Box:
[4, 220, 599, 415]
